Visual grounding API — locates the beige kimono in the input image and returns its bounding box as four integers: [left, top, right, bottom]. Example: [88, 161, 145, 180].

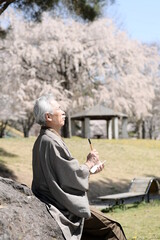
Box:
[32, 128, 90, 239]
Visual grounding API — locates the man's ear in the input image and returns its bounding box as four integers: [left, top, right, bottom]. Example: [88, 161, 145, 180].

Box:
[45, 113, 52, 122]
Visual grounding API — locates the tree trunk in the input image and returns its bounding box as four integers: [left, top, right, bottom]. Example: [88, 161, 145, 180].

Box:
[142, 120, 146, 139]
[0, 121, 7, 138]
[61, 112, 72, 138]
[137, 120, 142, 139]
[137, 119, 146, 139]
[23, 127, 29, 138]
[148, 118, 155, 139]
[19, 112, 35, 138]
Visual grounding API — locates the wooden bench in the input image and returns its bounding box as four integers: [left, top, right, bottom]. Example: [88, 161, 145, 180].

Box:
[97, 177, 160, 206]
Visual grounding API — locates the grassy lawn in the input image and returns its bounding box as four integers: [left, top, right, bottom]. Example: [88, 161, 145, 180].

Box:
[0, 136, 160, 239]
[0, 137, 35, 186]
[102, 200, 160, 240]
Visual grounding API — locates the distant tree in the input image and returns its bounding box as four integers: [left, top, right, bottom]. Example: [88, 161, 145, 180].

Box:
[0, 18, 70, 137]
[0, 0, 115, 21]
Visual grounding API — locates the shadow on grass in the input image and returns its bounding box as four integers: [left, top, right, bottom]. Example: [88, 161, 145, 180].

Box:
[0, 160, 17, 180]
[145, 174, 160, 180]
[102, 202, 140, 213]
[0, 147, 17, 180]
[0, 147, 18, 157]
[88, 178, 130, 201]
[102, 199, 160, 214]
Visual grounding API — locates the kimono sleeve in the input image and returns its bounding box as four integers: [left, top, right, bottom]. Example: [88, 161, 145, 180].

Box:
[39, 138, 90, 194]
[48, 140, 90, 193]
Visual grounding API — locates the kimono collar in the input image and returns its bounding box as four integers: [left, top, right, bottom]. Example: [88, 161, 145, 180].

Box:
[41, 126, 62, 139]
[41, 126, 71, 157]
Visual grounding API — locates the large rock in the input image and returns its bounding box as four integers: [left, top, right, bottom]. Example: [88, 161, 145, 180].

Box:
[0, 177, 64, 240]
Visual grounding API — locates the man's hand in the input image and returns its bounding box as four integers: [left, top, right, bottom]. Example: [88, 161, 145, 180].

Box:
[91, 161, 105, 174]
[85, 149, 104, 174]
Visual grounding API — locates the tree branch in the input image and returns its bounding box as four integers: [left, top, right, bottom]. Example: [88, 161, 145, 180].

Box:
[0, 0, 15, 15]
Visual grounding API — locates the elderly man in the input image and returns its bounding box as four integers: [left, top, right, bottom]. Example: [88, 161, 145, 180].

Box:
[32, 94, 127, 240]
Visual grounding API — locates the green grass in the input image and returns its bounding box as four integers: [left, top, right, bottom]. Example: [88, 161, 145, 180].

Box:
[102, 200, 160, 240]
[0, 136, 160, 239]
[0, 137, 35, 185]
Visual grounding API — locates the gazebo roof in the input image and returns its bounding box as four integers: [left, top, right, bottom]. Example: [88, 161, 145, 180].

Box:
[71, 104, 127, 120]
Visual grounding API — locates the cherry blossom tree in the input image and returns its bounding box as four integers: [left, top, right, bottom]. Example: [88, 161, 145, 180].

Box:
[0, 13, 71, 137]
[0, 10, 160, 138]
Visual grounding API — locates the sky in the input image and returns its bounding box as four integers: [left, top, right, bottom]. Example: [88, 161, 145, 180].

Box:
[105, 0, 160, 44]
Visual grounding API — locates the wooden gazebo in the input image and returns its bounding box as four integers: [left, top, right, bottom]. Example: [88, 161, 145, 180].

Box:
[70, 104, 128, 139]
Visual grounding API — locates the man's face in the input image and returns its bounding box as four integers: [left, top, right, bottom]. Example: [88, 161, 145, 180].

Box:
[46, 101, 66, 130]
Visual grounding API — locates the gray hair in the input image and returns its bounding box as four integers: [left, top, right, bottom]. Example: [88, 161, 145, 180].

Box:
[33, 94, 56, 125]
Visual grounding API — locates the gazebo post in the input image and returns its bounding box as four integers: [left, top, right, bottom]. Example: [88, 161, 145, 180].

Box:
[107, 119, 112, 139]
[84, 117, 90, 138]
[122, 117, 128, 138]
[71, 119, 76, 136]
[112, 117, 119, 139]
